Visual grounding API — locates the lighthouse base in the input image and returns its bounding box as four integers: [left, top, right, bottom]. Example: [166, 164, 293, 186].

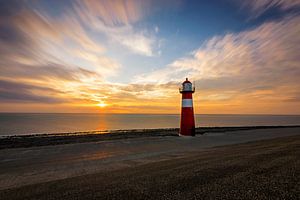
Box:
[178, 133, 195, 137]
[179, 127, 195, 137]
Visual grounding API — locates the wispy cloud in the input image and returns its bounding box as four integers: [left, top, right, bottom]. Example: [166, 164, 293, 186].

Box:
[135, 15, 300, 113]
[74, 0, 158, 56]
[233, 0, 300, 19]
[0, 79, 65, 103]
[0, 0, 114, 105]
[79, 0, 148, 26]
[0, 0, 163, 111]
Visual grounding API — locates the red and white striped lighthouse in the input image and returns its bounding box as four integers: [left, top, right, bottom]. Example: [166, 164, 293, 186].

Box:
[179, 78, 195, 136]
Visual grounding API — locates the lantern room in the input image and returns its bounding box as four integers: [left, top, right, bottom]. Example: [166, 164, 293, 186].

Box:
[179, 78, 195, 93]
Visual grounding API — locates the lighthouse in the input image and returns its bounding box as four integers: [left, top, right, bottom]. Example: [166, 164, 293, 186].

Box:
[179, 78, 195, 136]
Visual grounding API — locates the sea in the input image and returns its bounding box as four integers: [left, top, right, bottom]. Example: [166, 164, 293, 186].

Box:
[0, 113, 300, 136]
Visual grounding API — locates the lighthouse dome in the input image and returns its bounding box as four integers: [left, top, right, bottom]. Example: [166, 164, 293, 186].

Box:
[183, 78, 191, 84]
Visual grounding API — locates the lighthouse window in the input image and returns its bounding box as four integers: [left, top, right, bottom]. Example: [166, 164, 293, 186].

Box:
[184, 83, 192, 91]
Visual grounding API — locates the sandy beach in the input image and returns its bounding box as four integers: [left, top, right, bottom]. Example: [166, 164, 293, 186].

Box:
[0, 126, 299, 199]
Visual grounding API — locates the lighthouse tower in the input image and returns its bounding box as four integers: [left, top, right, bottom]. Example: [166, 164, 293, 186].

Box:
[179, 78, 195, 136]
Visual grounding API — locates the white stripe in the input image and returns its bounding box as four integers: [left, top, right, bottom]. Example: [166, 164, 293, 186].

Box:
[182, 99, 193, 107]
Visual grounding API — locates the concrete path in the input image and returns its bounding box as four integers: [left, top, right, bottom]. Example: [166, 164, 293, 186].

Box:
[0, 127, 299, 190]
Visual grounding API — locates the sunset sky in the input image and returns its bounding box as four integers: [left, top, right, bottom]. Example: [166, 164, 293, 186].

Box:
[0, 0, 299, 114]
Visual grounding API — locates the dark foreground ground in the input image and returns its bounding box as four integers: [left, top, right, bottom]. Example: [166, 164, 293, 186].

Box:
[0, 135, 299, 200]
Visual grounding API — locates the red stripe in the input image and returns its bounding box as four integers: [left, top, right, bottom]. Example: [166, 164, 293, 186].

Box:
[182, 92, 192, 99]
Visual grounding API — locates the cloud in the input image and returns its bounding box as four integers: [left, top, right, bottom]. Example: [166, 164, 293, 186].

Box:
[79, 0, 148, 26]
[0, 0, 120, 106]
[74, 0, 158, 56]
[0, 0, 298, 114]
[3, 1, 120, 76]
[0, 79, 65, 103]
[135, 16, 300, 104]
[111, 29, 155, 56]
[233, 0, 300, 19]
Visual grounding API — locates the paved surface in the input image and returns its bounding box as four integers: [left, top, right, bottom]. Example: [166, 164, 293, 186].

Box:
[0, 127, 299, 190]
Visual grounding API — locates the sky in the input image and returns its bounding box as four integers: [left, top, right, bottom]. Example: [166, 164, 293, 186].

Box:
[0, 0, 299, 114]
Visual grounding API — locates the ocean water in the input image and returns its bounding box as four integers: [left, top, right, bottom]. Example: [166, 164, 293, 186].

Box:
[0, 113, 300, 136]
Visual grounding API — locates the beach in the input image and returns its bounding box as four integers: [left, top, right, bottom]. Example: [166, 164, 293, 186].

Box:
[0, 126, 299, 199]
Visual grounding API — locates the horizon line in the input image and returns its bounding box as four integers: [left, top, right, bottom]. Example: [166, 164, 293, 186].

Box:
[0, 112, 300, 116]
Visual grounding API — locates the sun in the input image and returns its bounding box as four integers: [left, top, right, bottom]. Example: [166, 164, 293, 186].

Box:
[97, 102, 107, 108]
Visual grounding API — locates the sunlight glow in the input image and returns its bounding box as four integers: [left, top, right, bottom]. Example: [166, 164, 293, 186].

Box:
[97, 102, 107, 108]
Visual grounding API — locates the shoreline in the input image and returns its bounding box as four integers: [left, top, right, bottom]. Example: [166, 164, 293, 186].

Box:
[1, 125, 300, 149]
